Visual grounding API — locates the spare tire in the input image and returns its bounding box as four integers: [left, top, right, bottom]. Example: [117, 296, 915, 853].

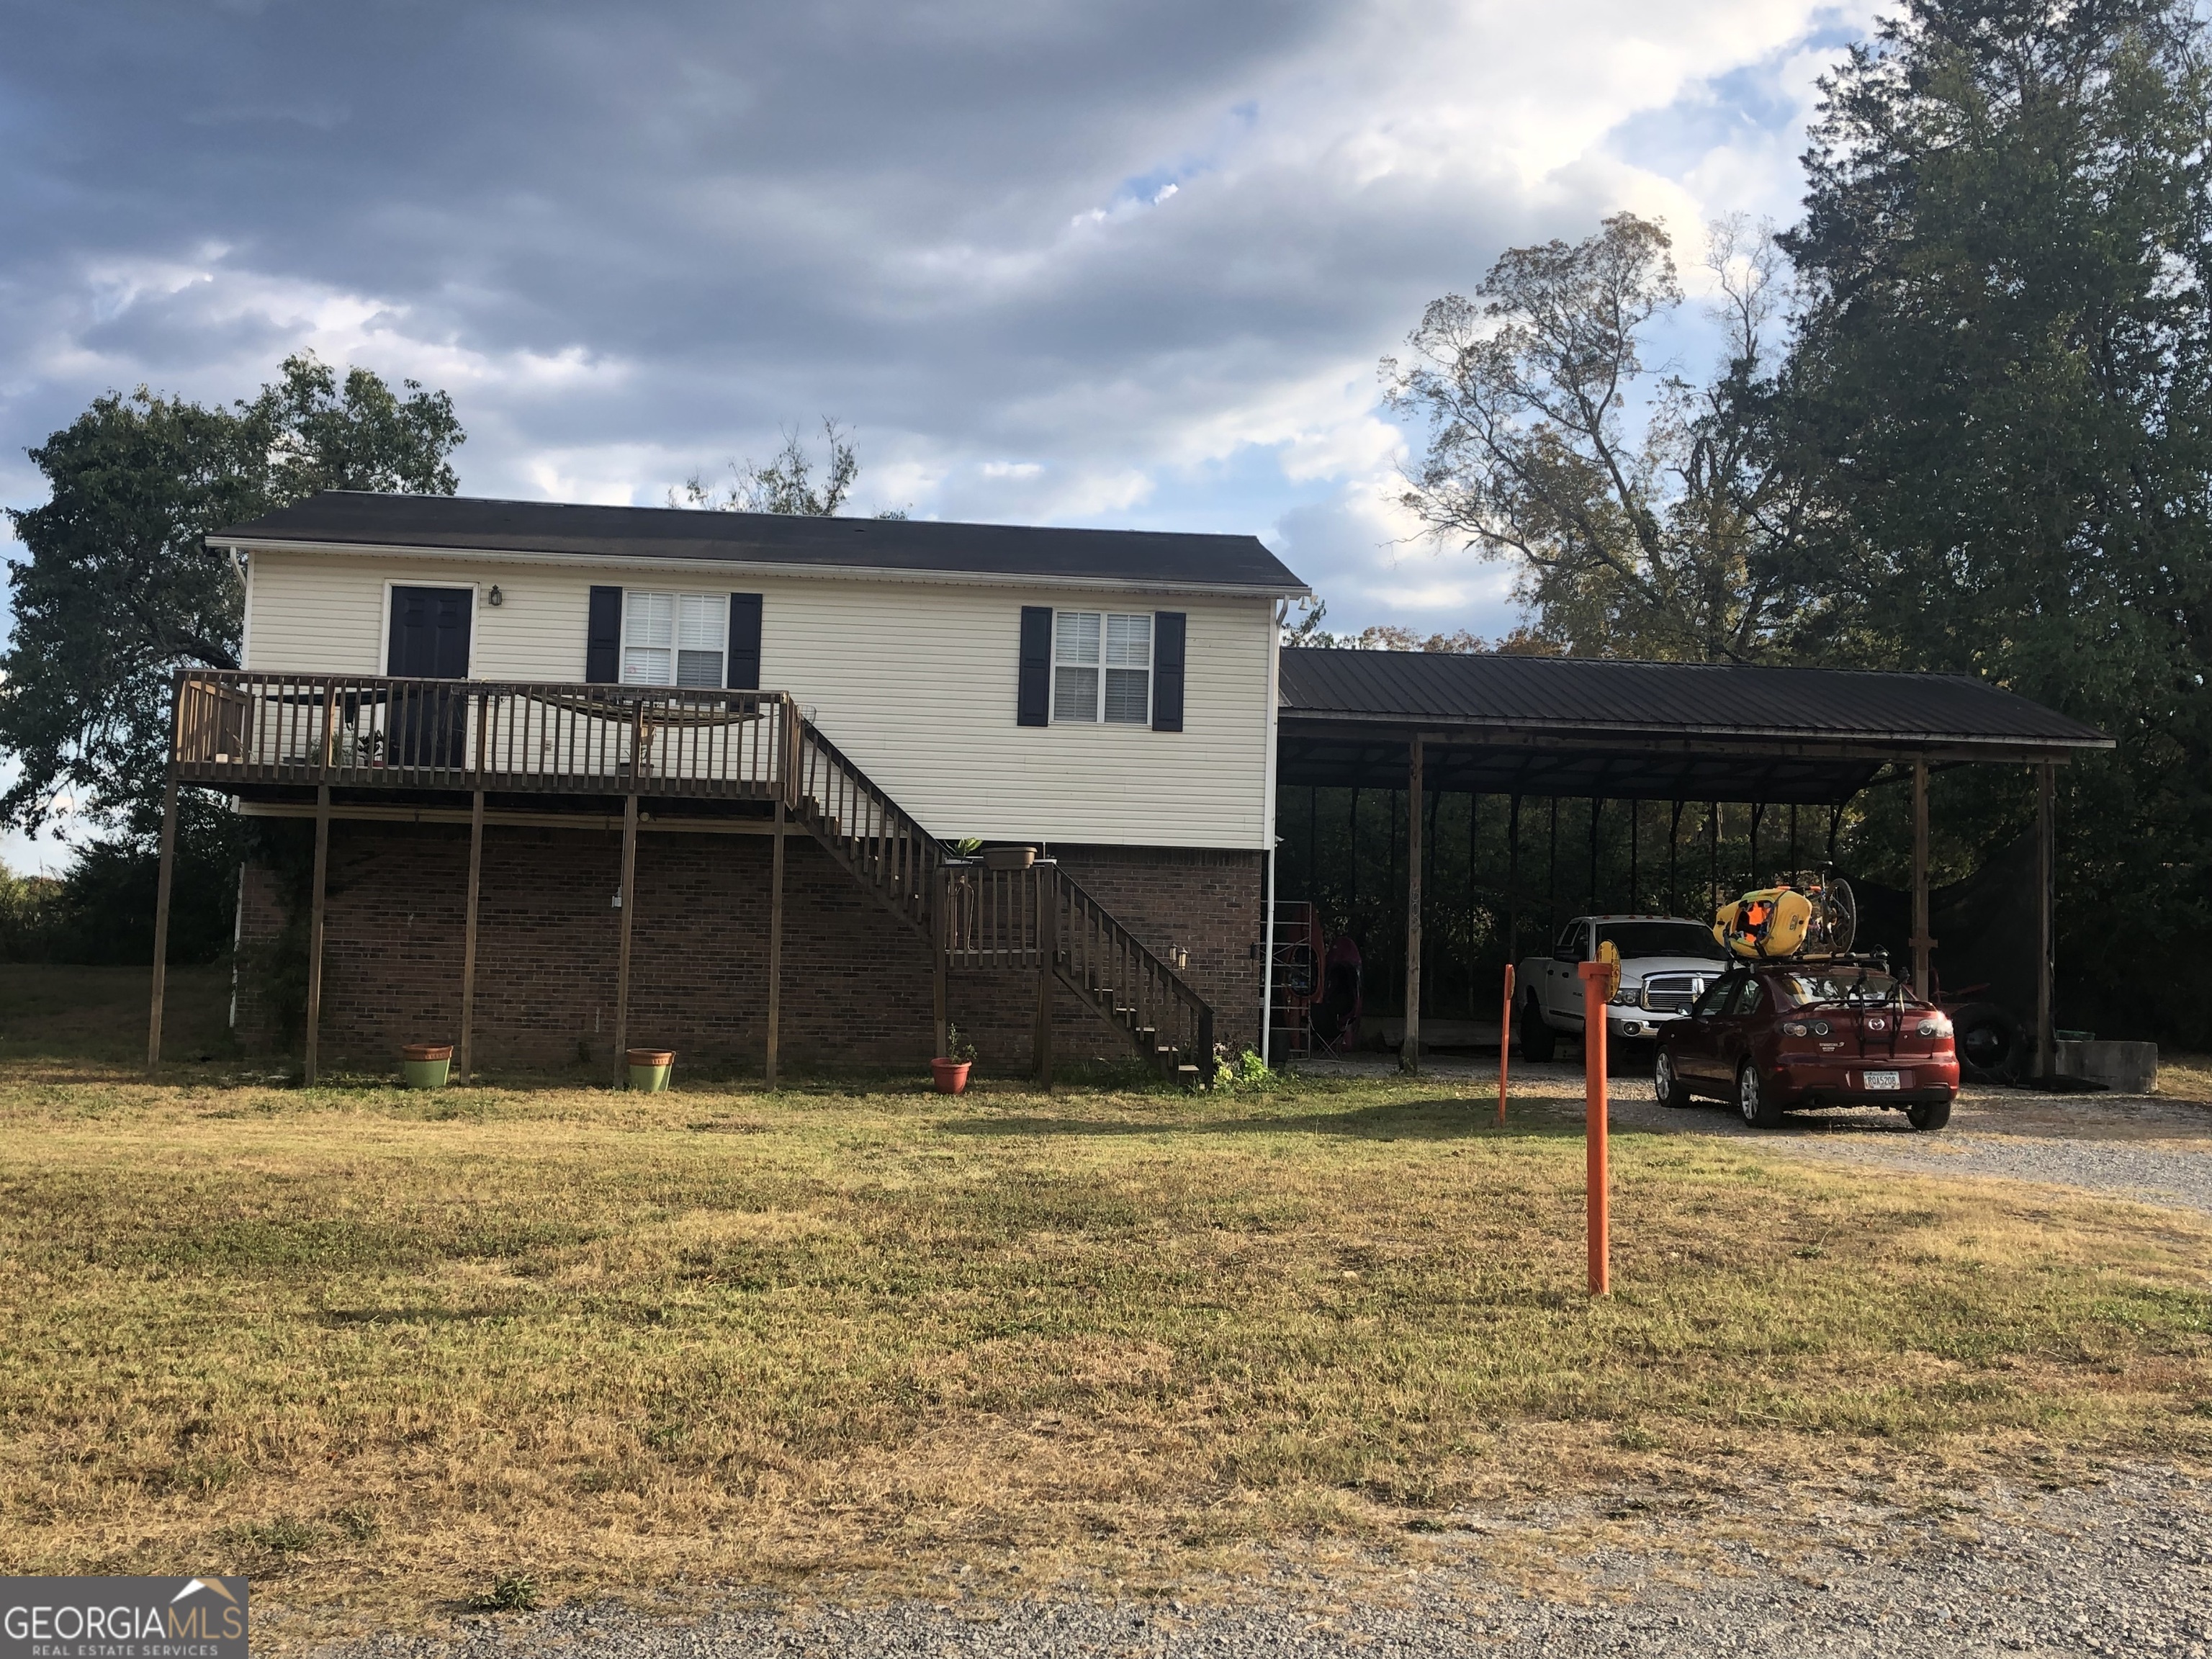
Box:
[1951, 1001, 2023, 1083]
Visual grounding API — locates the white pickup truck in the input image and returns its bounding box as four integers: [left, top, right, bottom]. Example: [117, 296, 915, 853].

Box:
[1516, 914, 1732, 1061]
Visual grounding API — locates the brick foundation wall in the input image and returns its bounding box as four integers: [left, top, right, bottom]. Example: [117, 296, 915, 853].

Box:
[232, 822, 1264, 1076]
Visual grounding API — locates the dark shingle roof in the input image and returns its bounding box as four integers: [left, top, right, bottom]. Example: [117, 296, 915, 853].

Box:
[213, 491, 1307, 593]
[1278, 648, 2109, 753]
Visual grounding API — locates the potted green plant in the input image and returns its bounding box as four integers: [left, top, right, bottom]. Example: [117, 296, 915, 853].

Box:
[627, 1048, 675, 1092]
[930, 1026, 975, 1094]
[401, 1043, 453, 1089]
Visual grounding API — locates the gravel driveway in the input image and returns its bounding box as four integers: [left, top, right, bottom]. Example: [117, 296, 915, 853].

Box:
[1313, 1052, 2212, 1216]
[320, 1467, 2210, 1658]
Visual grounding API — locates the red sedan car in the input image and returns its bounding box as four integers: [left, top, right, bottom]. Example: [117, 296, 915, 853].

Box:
[1653, 958, 1959, 1130]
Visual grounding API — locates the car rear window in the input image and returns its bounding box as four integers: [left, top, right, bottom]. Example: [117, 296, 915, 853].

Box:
[1594, 922, 1727, 961]
[1784, 970, 1912, 1005]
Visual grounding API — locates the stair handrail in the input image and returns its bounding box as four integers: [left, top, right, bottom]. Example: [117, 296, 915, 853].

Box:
[788, 714, 954, 925]
[1046, 863, 1216, 1076]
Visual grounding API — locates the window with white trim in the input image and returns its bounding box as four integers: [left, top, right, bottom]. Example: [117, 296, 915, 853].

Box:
[1053, 611, 1150, 724]
[621, 592, 727, 688]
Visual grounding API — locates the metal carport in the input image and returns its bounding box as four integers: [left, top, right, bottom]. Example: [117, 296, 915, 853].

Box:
[1272, 648, 2113, 1076]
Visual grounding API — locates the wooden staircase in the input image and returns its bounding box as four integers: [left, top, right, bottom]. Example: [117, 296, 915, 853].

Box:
[788, 714, 1216, 1084]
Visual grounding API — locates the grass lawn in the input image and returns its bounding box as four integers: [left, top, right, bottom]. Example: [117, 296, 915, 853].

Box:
[1, 966, 2209, 1642]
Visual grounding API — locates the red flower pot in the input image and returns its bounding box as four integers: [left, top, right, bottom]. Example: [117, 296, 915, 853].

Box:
[930, 1058, 972, 1094]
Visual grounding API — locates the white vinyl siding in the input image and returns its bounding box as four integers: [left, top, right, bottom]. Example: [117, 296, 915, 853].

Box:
[240, 550, 1272, 848]
[1053, 610, 1149, 724]
[622, 592, 724, 688]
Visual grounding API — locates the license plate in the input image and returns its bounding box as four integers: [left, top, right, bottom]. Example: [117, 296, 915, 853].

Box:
[1863, 1070, 1901, 1091]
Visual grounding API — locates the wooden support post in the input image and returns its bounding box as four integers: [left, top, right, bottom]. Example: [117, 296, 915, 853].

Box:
[1033, 867, 1056, 1089]
[1910, 760, 1933, 999]
[1402, 734, 1424, 1074]
[304, 783, 331, 1087]
[613, 792, 639, 1085]
[145, 769, 181, 1070]
[459, 789, 484, 1082]
[1578, 958, 1611, 1297]
[767, 793, 786, 1087]
[2036, 760, 2055, 1082]
[932, 867, 950, 1061]
[1498, 962, 1514, 1128]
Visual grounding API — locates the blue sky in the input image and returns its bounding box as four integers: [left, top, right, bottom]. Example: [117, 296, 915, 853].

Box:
[0, 0, 1875, 871]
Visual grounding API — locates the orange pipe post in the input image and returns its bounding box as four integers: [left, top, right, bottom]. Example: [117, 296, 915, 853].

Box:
[1577, 960, 1611, 1296]
[1497, 963, 1514, 1126]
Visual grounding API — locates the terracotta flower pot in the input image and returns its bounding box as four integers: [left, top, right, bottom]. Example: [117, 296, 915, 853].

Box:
[981, 845, 1036, 871]
[930, 1058, 972, 1094]
[627, 1048, 675, 1092]
[401, 1043, 453, 1089]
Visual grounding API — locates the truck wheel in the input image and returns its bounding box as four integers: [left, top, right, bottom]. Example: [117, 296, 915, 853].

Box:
[1737, 1061, 1783, 1129]
[1654, 1049, 1693, 1109]
[1517, 994, 1555, 1064]
[1951, 1002, 2021, 1083]
[1907, 1098, 1952, 1132]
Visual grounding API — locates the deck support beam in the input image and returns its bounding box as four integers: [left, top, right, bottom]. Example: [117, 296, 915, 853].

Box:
[145, 769, 181, 1070]
[1910, 761, 1933, 999]
[613, 792, 639, 1085]
[459, 789, 484, 1083]
[1402, 734, 1424, 1074]
[2036, 760, 2056, 1081]
[766, 795, 786, 1087]
[305, 783, 331, 1086]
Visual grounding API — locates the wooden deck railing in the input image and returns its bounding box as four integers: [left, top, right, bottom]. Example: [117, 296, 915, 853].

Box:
[790, 716, 948, 932]
[938, 859, 1216, 1079]
[173, 670, 791, 800]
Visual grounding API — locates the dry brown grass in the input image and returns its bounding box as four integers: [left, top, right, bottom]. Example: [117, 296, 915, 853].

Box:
[1, 968, 2208, 1645]
[2157, 1049, 2212, 1102]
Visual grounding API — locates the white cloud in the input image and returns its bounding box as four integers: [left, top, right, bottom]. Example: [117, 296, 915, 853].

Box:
[0, 0, 1866, 644]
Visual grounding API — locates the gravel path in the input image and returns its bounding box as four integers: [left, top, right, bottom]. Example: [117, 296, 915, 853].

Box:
[315, 1467, 2211, 1658]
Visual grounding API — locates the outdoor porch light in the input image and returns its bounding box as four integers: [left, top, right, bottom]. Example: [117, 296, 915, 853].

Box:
[487, 585, 504, 606]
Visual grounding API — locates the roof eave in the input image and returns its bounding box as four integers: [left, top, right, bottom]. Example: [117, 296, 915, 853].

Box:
[215, 534, 1311, 601]
[1275, 706, 2113, 760]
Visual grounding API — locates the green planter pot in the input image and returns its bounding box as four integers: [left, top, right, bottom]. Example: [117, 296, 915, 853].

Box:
[402, 1043, 453, 1089]
[627, 1048, 674, 1092]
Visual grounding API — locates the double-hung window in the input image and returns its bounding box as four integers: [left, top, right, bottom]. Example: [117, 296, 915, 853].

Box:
[1052, 611, 1151, 724]
[622, 592, 726, 688]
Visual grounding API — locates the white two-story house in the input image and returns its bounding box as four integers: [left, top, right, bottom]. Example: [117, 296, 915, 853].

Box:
[184, 491, 1307, 1079]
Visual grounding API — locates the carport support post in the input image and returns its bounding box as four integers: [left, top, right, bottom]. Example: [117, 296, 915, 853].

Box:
[1401, 734, 1423, 1073]
[1578, 959, 1611, 1297]
[613, 792, 638, 1086]
[146, 768, 180, 1071]
[304, 783, 331, 1087]
[1911, 761, 1933, 999]
[2036, 761, 2055, 1082]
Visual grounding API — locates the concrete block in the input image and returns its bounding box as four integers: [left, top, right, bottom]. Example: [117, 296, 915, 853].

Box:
[2054, 1039, 2158, 1094]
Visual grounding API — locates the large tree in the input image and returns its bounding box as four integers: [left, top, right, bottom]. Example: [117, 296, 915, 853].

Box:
[1, 355, 462, 836]
[1782, 0, 2212, 1040]
[1384, 214, 1828, 662]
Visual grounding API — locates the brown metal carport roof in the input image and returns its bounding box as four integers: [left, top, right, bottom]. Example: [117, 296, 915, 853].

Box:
[1277, 647, 2111, 804]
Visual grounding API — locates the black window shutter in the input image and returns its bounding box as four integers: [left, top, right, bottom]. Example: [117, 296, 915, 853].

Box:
[1152, 611, 1186, 732]
[1017, 606, 1053, 727]
[585, 585, 623, 683]
[727, 593, 763, 689]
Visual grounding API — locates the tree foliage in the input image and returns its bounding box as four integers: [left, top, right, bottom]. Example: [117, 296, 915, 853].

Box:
[1384, 213, 1825, 662]
[1781, 0, 2212, 1040]
[0, 355, 462, 836]
[673, 417, 904, 517]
